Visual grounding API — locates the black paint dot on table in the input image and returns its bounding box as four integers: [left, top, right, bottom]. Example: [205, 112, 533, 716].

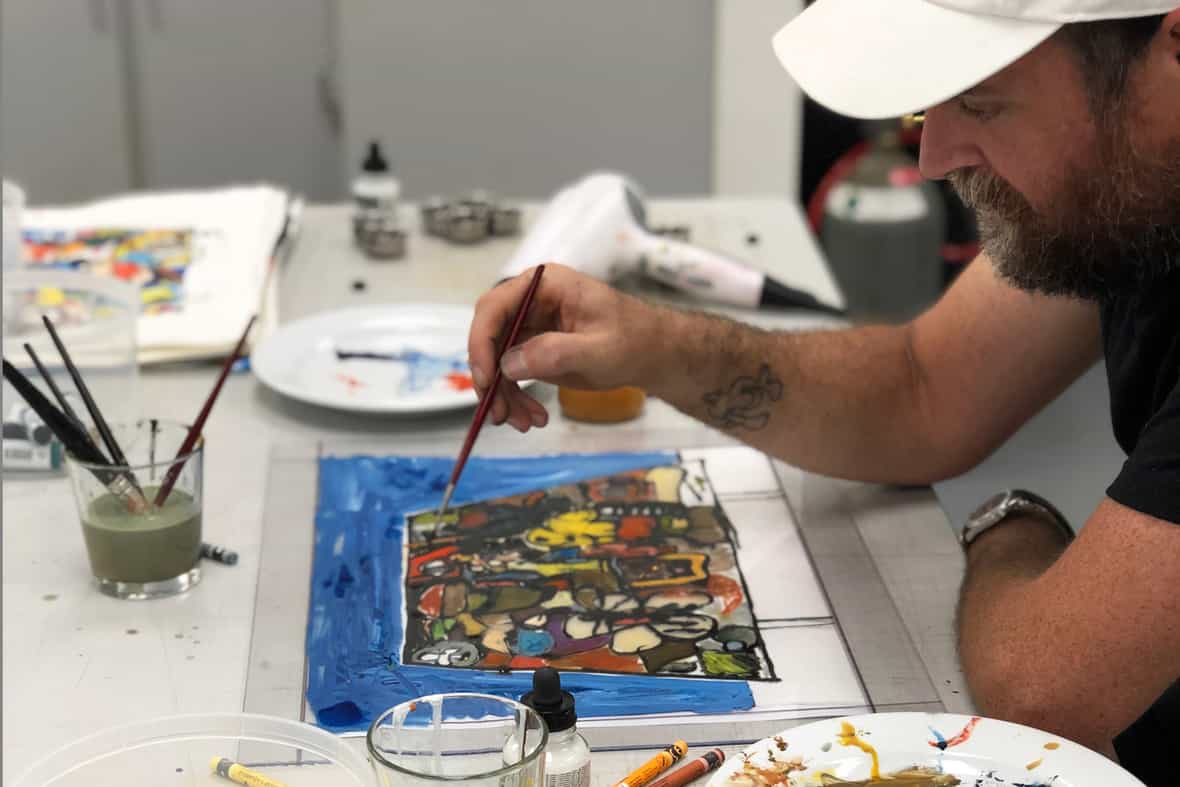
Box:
[194, 640, 201, 645]
[175, 633, 185, 639]
[42, 593, 59, 601]
[352, 279, 367, 291]
[126, 628, 139, 635]
[176, 767, 184, 773]
[745, 232, 760, 245]
[192, 625, 199, 630]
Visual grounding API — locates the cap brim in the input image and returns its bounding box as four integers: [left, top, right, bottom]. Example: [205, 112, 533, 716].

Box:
[773, 0, 1061, 119]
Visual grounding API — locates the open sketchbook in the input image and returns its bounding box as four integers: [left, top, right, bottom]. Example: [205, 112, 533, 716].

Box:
[20, 185, 297, 364]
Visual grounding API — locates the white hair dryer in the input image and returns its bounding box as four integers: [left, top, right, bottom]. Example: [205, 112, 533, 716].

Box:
[500, 172, 843, 314]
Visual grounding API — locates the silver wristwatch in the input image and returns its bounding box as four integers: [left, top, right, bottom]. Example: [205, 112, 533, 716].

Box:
[961, 489, 1074, 549]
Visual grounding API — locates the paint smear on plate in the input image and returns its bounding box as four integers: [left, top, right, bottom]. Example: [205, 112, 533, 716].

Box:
[1043, 742, 1060, 750]
[444, 371, 474, 391]
[928, 716, 981, 750]
[336, 373, 365, 392]
[1025, 758, 1043, 770]
[837, 721, 880, 780]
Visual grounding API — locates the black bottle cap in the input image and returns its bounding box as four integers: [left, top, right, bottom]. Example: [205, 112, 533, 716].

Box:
[520, 667, 576, 732]
[362, 141, 389, 173]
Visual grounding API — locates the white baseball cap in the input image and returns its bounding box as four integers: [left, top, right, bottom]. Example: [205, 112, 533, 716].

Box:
[773, 0, 1176, 119]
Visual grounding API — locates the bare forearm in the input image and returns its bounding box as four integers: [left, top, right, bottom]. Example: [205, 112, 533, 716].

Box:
[955, 518, 1119, 752]
[640, 307, 945, 484]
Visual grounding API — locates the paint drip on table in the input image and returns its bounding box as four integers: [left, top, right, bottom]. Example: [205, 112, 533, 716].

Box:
[305, 451, 777, 731]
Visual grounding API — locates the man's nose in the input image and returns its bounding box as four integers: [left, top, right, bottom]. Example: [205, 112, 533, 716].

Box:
[918, 104, 986, 180]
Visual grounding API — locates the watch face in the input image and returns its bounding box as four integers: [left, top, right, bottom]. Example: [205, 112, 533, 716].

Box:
[969, 491, 1012, 522]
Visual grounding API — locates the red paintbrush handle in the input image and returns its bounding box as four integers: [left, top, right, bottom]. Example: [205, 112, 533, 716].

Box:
[154, 315, 257, 506]
[448, 265, 545, 486]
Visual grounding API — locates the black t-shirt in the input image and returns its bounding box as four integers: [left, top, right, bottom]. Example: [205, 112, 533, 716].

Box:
[1101, 269, 1180, 787]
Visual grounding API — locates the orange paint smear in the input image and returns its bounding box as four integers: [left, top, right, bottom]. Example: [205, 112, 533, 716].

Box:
[445, 371, 475, 391]
[944, 716, 981, 748]
[549, 648, 644, 674]
[1026, 758, 1043, 770]
[707, 574, 744, 615]
[509, 655, 549, 669]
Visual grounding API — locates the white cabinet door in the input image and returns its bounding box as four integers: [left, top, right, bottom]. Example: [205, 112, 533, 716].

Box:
[337, 0, 714, 199]
[127, 0, 341, 200]
[1, 0, 134, 202]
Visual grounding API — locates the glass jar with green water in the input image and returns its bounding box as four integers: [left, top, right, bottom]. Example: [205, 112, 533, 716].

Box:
[66, 419, 203, 599]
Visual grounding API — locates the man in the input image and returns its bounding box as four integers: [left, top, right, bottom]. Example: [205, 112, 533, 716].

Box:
[468, 1, 1180, 783]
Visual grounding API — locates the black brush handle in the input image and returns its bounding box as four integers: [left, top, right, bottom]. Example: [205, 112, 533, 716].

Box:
[3, 359, 115, 479]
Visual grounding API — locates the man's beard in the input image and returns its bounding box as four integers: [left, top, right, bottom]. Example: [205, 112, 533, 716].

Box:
[948, 128, 1180, 301]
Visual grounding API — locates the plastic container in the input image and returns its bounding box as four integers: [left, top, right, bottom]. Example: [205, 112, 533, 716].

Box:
[3, 179, 25, 270]
[558, 385, 646, 423]
[9, 712, 376, 787]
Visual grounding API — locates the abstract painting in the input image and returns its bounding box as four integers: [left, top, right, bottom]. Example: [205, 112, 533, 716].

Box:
[24, 228, 197, 314]
[401, 462, 774, 681]
[306, 448, 866, 732]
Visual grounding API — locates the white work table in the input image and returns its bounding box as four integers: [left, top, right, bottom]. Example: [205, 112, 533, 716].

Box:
[2, 199, 971, 784]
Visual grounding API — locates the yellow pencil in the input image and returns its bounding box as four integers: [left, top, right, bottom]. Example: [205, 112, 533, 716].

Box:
[210, 756, 289, 787]
[615, 741, 689, 787]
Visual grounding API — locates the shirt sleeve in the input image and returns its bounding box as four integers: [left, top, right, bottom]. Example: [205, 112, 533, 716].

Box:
[1107, 376, 1180, 524]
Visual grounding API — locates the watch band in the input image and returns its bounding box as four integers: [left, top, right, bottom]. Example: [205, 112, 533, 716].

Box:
[961, 489, 1074, 549]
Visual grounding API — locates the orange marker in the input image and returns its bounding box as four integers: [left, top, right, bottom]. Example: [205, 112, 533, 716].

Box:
[615, 741, 689, 787]
[646, 748, 725, 787]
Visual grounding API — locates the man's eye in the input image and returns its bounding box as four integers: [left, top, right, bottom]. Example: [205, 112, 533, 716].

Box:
[957, 98, 997, 121]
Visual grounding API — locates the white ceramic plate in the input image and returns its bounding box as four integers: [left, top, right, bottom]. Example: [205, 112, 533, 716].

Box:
[708, 713, 1143, 787]
[253, 304, 513, 414]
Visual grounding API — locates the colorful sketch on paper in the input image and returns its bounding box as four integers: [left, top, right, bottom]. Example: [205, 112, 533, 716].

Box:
[305, 452, 765, 732]
[402, 463, 775, 680]
[23, 228, 196, 314]
[334, 349, 474, 394]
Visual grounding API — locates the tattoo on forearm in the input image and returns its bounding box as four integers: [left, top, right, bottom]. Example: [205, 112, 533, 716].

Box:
[702, 364, 783, 431]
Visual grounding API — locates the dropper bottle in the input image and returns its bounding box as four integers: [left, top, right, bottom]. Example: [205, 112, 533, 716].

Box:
[518, 668, 591, 787]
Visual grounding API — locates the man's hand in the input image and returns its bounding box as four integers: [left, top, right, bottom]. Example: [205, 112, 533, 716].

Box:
[467, 264, 663, 432]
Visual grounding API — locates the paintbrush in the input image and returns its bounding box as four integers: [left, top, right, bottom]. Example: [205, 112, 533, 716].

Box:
[434, 265, 546, 532]
[154, 315, 257, 506]
[2, 359, 147, 511]
[23, 343, 84, 429]
[41, 315, 147, 500]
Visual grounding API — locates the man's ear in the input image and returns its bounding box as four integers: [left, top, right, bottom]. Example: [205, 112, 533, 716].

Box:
[1166, 9, 1180, 64]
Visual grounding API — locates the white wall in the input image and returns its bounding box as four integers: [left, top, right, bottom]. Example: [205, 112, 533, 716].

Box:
[337, 1, 716, 200]
[712, 1, 804, 197]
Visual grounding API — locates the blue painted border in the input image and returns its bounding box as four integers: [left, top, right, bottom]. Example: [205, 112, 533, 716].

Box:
[306, 452, 756, 732]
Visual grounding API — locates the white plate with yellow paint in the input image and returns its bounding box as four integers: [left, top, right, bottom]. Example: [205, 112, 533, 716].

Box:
[708, 713, 1144, 787]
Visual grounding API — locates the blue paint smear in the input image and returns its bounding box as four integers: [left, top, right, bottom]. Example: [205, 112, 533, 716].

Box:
[334, 349, 466, 394]
[306, 451, 757, 732]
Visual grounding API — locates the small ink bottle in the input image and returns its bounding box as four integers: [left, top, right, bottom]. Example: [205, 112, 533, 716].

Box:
[352, 140, 400, 248]
[512, 668, 591, 787]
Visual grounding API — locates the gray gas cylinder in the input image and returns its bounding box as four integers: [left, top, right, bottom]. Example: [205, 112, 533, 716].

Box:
[820, 133, 946, 322]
